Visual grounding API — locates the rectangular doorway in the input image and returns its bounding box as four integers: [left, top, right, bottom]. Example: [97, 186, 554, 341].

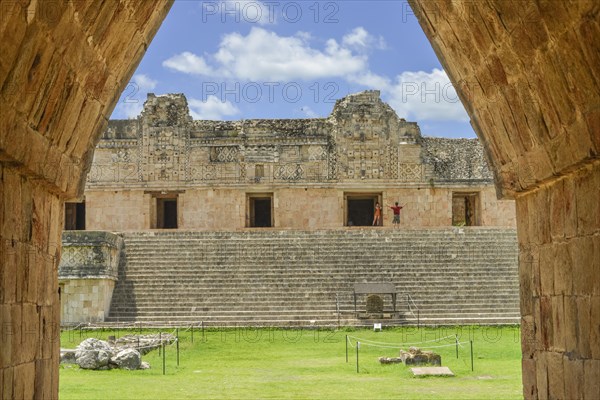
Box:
[157, 197, 178, 229]
[64, 201, 86, 230]
[345, 193, 382, 226]
[452, 192, 480, 226]
[247, 193, 273, 227]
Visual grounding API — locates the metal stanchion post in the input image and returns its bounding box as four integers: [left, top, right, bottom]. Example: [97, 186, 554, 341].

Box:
[356, 342, 360, 373]
[345, 335, 348, 363]
[455, 335, 459, 359]
[470, 341, 474, 371]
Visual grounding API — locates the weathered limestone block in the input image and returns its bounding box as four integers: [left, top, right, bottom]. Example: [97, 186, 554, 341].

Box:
[563, 356, 584, 400]
[583, 359, 600, 400]
[111, 349, 142, 370]
[569, 236, 594, 296]
[591, 296, 600, 360]
[521, 358, 537, 399]
[75, 338, 113, 370]
[547, 351, 565, 399]
[535, 352, 549, 400]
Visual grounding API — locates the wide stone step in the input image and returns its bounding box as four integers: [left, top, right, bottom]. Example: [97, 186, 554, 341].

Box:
[111, 287, 518, 295]
[110, 305, 517, 313]
[115, 288, 518, 295]
[107, 229, 519, 326]
[118, 270, 518, 276]
[119, 268, 517, 276]
[116, 274, 518, 281]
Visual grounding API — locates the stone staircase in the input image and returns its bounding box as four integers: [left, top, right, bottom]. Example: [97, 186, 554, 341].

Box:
[106, 228, 520, 327]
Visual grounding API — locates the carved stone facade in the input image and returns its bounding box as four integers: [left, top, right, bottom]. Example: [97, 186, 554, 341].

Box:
[82, 91, 515, 230]
[58, 232, 123, 323]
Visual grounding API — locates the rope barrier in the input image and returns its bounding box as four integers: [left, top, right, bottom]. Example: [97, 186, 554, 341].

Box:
[346, 336, 355, 348]
[346, 336, 467, 350]
[347, 334, 457, 347]
[411, 341, 467, 349]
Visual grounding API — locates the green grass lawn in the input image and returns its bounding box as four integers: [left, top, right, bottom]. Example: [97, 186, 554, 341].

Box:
[60, 326, 523, 399]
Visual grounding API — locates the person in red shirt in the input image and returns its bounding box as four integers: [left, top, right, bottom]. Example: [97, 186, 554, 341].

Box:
[389, 202, 403, 227]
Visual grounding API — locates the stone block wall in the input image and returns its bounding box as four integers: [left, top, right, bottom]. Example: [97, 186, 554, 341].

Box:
[0, 165, 63, 399]
[480, 187, 517, 227]
[86, 190, 152, 230]
[60, 279, 116, 324]
[180, 188, 246, 230]
[83, 186, 515, 230]
[58, 231, 123, 323]
[518, 161, 600, 399]
[274, 188, 341, 229]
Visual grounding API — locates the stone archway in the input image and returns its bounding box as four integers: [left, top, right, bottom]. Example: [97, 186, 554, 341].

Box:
[1, 1, 597, 398]
[0, 2, 172, 397]
[407, 2, 599, 398]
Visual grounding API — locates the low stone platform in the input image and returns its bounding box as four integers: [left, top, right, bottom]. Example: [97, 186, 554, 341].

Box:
[411, 367, 455, 377]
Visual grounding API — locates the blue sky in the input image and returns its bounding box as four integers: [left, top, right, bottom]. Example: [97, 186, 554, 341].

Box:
[112, 1, 476, 138]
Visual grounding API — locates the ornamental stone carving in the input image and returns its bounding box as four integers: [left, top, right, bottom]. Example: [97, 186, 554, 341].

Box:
[86, 91, 493, 189]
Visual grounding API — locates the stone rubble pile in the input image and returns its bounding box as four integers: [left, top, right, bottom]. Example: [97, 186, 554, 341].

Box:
[61, 333, 175, 370]
[378, 346, 441, 366]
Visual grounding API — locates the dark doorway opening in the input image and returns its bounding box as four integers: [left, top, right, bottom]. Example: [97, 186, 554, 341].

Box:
[452, 192, 480, 226]
[347, 199, 374, 226]
[248, 194, 273, 227]
[345, 193, 382, 226]
[157, 198, 178, 229]
[64, 202, 86, 230]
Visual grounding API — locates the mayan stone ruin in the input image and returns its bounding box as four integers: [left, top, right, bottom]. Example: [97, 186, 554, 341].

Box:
[55, 91, 520, 329]
[1, 1, 598, 399]
[71, 90, 515, 231]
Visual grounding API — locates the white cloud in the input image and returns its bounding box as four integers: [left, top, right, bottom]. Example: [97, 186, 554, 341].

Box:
[115, 74, 158, 119]
[163, 27, 367, 81]
[384, 68, 469, 122]
[133, 74, 157, 91]
[214, 27, 367, 81]
[161, 28, 468, 124]
[342, 27, 386, 51]
[188, 96, 240, 120]
[163, 52, 216, 75]
[348, 71, 390, 90]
